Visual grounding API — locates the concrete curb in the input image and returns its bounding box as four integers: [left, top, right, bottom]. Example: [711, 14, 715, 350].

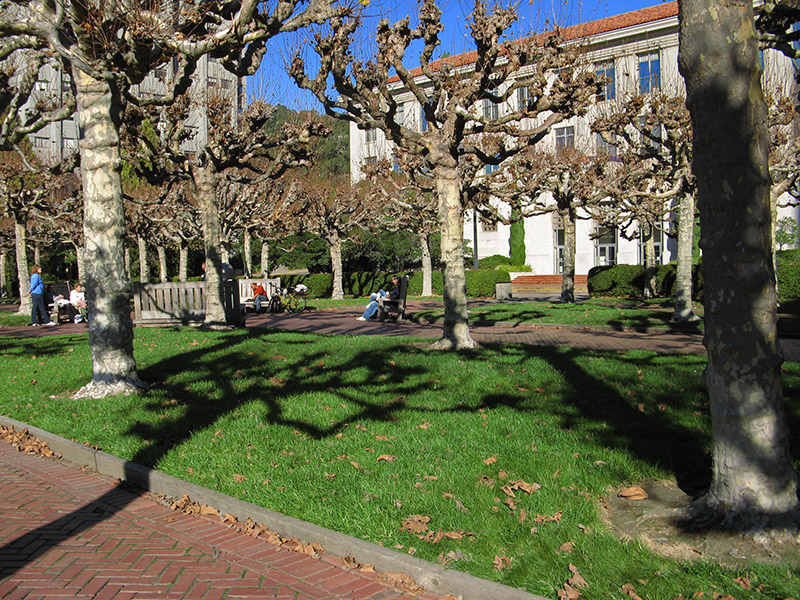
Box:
[0, 415, 549, 600]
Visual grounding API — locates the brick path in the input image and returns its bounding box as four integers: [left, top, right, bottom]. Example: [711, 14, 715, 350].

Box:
[0, 439, 439, 600]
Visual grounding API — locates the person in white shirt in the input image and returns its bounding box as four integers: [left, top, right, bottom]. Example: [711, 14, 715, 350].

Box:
[70, 283, 88, 322]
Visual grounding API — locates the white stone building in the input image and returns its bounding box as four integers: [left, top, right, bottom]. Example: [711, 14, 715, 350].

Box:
[349, 2, 799, 275]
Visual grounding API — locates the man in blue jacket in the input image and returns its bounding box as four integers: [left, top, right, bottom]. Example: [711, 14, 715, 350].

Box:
[29, 265, 56, 326]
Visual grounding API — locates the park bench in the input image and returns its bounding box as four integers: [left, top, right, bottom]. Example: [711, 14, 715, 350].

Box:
[378, 274, 409, 321]
[46, 282, 75, 323]
[132, 281, 242, 327]
[237, 278, 281, 312]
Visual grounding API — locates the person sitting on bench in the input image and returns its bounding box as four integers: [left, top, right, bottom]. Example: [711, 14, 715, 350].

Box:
[250, 282, 269, 313]
[358, 275, 400, 321]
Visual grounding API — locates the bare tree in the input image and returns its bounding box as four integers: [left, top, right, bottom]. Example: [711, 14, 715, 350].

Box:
[679, 0, 799, 530]
[0, 0, 341, 397]
[291, 0, 599, 349]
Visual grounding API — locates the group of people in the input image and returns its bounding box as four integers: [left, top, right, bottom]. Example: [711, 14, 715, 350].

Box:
[29, 265, 88, 327]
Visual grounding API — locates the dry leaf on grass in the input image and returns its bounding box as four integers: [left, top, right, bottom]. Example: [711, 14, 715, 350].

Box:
[621, 583, 643, 600]
[618, 486, 648, 501]
[401, 514, 431, 534]
[533, 510, 563, 524]
[483, 455, 498, 465]
[492, 555, 513, 571]
[377, 454, 396, 462]
[568, 563, 589, 588]
[501, 480, 542, 497]
[733, 575, 751, 590]
[560, 542, 575, 553]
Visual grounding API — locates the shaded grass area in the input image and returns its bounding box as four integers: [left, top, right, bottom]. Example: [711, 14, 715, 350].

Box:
[0, 328, 798, 598]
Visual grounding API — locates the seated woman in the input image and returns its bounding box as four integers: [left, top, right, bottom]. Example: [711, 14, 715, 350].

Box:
[357, 275, 400, 321]
[70, 283, 88, 322]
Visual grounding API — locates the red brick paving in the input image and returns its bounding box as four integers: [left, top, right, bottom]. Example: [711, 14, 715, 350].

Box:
[0, 441, 441, 600]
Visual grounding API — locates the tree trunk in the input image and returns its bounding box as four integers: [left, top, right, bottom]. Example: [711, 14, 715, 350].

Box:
[419, 230, 433, 297]
[679, 0, 799, 529]
[221, 244, 230, 265]
[74, 242, 86, 284]
[243, 228, 252, 278]
[328, 230, 344, 300]
[560, 207, 577, 304]
[0, 250, 6, 297]
[137, 235, 149, 283]
[33, 244, 40, 266]
[178, 243, 188, 282]
[260, 239, 269, 277]
[14, 221, 31, 315]
[157, 245, 168, 282]
[194, 163, 228, 327]
[673, 192, 697, 321]
[433, 169, 476, 349]
[72, 69, 143, 398]
[124, 246, 131, 281]
[642, 219, 656, 299]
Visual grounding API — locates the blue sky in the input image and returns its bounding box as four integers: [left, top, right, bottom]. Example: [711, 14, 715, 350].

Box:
[250, 0, 666, 111]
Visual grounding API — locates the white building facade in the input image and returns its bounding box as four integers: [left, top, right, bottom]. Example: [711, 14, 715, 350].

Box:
[349, 2, 799, 275]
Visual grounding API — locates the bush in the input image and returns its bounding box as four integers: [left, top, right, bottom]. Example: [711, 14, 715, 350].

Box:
[408, 271, 444, 296]
[477, 254, 511, 269]
[777, 250, 800, 302]
[588, 265, 644, 297]
[493, 264, 532, 275]
[466, 269, 511, 297]
[655, 263, 704, 300]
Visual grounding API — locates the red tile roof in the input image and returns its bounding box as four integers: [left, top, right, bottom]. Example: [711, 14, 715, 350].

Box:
[390, 2, 678, 82]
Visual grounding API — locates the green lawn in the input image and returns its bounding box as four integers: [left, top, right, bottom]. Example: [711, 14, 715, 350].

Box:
[0, 327, 798, 599]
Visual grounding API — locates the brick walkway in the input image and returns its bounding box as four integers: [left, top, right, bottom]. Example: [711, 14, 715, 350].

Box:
[0, 439, 439, 600]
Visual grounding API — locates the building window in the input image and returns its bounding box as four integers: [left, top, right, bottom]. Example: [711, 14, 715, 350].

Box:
[221, 78, 233, 90]
[596, 132, 617, 157]
[61, 138, 77, 150]
[154, 68, 167, 80]
[365, 128, 377, 144]
[35, 79, 48, 92]
[420, 103, 429, 132]
[207, 76, 218, 88]
[595, 60, 615, 101]
[32, 136, 48, 148]
[392, 153, 402, 173]
[482, 97, 499, 120]
[638, 117, 662, 153]
[395, 102, 405, 126]
[363, 156, 378, 165]
[517, 86, 532, 111]
[594, 226, 617, 266]
[485, 163, 499, 175]
[638, 51, 661, 94]
[555, 126, 575, 151]
[638, 223, 663, 265]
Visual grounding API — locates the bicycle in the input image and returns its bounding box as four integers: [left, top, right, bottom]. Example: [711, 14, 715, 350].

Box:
[276, 285, 307, 313]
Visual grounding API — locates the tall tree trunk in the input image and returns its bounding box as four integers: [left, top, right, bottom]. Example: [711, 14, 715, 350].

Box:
[157, 245, 168, 282]
[194, 164, 228, 327]
[642, 219, 656, 299]
[178, 243, 188, 282]
[14, 221, 31, 315]
[560, 207, 577, 304]
[33, 244, 40, 266]
[72, 69, 143, 398]
[243, 228, 252, 278]
[74, 242, 86, 284]
[509, 207, 526, 265]
[433, 169, 476, 349]
[328, 231, 344, 300]
[221, 244, 230, 265]
[673, 192, 697, 321]
[260, 239, 269, 277]
[0, 250, 6, 297]
[137, 235, 149, 283]
[124, 246, 131, 281]
[679, 0, 799, 529]
[419, 229, 433, 297]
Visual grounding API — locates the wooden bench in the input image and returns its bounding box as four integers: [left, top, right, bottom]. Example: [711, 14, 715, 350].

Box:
[132, 281, 242, 327]
[237, 278, 281, 312]
[378, 275, 409, 321]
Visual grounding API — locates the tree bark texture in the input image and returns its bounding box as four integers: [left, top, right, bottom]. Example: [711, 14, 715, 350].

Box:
[74, 243, 86, 284]
[642, 219, 656, 299]
[328, 231, 344, 300]
[678, 0, 799, 529]
[157, 245, 167, 282]
[243, 229, 252, 278]
[72, 69, 143, 398]
[560, 208, 576, 304]
[419, 230, 433, 297]
[14, 221, 31, 315]
[673, 193, 697, 321]
[433, 170, 476, 349]
[137, 235, 149, 283]
[193, 164, 228, 327]
[260, 239, 269, 277]
[0, 250, 7, 297]
[179, 243, 188, 282]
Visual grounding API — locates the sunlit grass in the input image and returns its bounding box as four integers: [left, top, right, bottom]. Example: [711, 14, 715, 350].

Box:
[0, 327, 798, 598]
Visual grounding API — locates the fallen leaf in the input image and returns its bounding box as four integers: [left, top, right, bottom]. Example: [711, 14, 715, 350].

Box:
[377, 454, 396, 462]
[492, 555, 513, 571]
[618, 486, 648, 501]
[560, 542, 574, 553]
[733, 575, 751, 590]
[401, 515, 430, 534]
[483, 455, 498, 465]
[233, 474, 246, 482]
[342, 555, 360, 569]
[622, 583, 643, 600]
[568, 563, 589, 588]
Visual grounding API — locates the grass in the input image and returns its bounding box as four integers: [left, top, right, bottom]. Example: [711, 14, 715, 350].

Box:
[1, 326, 799, 599]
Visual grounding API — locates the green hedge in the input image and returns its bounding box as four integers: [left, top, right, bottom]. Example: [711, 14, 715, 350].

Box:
[777, 249, 800, 302]
[280, 270, 510, 298]
[477, 254, 511, 269]
[587, 265, 645, 297]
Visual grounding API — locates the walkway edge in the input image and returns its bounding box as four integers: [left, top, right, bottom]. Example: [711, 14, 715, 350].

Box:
[0, 414, 548, 600]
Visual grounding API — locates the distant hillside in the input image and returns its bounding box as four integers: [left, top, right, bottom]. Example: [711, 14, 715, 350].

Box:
[263, 105, 349, 177]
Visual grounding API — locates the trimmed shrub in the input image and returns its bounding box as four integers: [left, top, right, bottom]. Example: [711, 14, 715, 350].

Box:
[777, 250, 800, 302]
[588, 265, 644, 297]
[408, 271, 444, 296]
[494, 264, 532, 275]
[282, 273, 333, 298]
[466, 269, 511, 297]
[477, 254, 511, 269]
[509, 220, 526, 265]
